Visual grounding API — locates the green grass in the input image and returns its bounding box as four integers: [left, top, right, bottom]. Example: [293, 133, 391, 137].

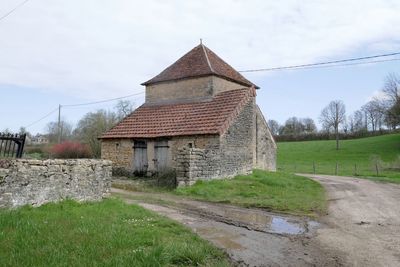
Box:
[278, 133, 400, 183]
[175, 170, 326, 217]
[0, 199, 230, 267]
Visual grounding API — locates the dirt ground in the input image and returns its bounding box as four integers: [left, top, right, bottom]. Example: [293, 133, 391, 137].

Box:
[303, 174, 400, 267]
[112, 175, 400, 266]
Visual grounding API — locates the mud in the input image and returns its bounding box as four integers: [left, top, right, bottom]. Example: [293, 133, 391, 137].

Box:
[112, 187, 343, 266]
[112, 174, 400, 266]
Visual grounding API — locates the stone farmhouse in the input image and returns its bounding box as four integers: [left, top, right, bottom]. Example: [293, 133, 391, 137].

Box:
[101, 43, 276, 186]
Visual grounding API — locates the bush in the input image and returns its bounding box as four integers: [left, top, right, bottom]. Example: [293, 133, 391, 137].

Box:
[156, 169, 177, 188]
[50, 141, 92, 159]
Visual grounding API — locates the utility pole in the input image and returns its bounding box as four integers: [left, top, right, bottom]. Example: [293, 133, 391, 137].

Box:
[58, 104, 61, 143]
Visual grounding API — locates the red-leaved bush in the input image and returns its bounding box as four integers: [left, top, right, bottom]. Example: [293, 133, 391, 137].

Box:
[50, 141, 92, 159]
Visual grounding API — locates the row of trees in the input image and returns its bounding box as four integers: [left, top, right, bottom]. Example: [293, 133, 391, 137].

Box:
[268, 73, 400, 149]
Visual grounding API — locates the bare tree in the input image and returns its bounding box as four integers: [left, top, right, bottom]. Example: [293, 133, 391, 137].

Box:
[114, 100, 134, 121]
[46, 119, 73, 143]
[383, 73, 400, 104]
[73, 110, 118, 158]
[382, 73, 400, 129]
[302, 118, 317, 133]
[362, 99, 385, 132]
[319, 100, 346, 150]
[267, 120, 280, 136]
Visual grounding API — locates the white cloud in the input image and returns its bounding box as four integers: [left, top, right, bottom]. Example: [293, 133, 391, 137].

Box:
[0, 0, 400, 99]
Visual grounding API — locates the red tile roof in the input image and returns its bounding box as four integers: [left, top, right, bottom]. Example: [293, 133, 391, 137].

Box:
[101, 87, 256, 139]
[142, 44, 259, 89]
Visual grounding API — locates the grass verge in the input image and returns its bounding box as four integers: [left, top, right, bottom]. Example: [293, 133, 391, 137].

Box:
[175, 170, 326, 217]
[0, 199, 230, 267]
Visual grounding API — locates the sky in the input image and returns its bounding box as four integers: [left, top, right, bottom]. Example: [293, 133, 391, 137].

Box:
[0, 0, 399, 134]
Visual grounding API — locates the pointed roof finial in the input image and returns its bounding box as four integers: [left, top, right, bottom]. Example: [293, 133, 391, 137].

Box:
[200, 38, 203, 45]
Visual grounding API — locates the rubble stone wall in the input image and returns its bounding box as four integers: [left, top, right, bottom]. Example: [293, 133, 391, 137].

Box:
[0, 159, 112, 208]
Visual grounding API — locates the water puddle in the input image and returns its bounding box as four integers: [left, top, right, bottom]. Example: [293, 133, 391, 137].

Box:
[217, 208, 318, 235]
[269, 217, 305, 235]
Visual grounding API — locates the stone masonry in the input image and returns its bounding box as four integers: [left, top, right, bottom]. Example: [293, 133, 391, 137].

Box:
[0, 159, 112, 208]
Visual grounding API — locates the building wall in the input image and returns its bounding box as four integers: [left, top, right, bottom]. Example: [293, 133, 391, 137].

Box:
[255, 105, 277, 171]
[211, 76, 247, 95]
[145, 76, 214, 104]
[145, 76, 245, 105]
[101, 139, 134, 171]
[219, 98, 255, 177]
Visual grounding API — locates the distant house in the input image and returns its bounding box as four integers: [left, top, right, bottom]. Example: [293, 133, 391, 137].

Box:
[101, 43, 276, 186]
[31, 134, 49, 145]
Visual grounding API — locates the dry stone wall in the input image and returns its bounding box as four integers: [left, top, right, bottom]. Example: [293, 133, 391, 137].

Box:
[0, 159, 112, 209]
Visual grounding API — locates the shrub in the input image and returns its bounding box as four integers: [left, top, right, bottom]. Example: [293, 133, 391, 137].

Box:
[50, 141, 92, 159]
[156, 169, 177, 188]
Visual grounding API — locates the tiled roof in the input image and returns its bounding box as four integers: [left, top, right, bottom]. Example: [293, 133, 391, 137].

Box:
[142, 44, 259, 89]
[101, 87, 256, 139]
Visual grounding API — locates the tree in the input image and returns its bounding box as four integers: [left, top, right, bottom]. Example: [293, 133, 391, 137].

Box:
[382, 73, 400, 129]
[114, 100, 134, 121]
[280, 117, 304, 135]
[46, 119, 73, 143]
[267, 120, 280, 136]
[73, 110, 118, 158]
[362, 99, 386, 132]
[302, 118, 317, 133]
[319, 100, 346, 150]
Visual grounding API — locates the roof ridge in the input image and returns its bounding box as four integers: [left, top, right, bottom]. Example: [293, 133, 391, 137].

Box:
[201, 44, 215, 73]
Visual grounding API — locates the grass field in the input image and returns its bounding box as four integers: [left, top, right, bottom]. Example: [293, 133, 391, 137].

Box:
[0, 199, 229, 267]
[175, 170, 326, 216]
[277, 133, 400, 183]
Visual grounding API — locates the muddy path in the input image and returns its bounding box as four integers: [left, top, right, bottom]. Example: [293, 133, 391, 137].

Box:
[112, 187, 344, 266]
[303, 174, 400, 267]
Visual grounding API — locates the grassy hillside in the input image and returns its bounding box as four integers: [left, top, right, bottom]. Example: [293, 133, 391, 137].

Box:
[277, 133, 400, 183]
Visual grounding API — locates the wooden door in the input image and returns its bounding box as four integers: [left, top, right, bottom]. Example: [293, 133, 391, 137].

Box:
[134, 141, 148, 176]
[155, 140, 169, 172]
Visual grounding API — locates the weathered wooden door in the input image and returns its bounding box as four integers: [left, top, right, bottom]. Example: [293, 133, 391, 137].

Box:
[134, 141, 148, 176]
[154, 140, 169, 172]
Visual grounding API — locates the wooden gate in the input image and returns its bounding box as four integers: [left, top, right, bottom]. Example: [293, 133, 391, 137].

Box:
[0, 133, 26, 158]
[155, 140, 169, 172]
[133, 140, 148, 176]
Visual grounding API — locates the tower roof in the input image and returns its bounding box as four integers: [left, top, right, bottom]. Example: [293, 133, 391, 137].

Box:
[142, 44, 259, 88]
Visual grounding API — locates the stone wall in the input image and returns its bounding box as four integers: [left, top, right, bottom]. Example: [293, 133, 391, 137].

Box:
[255, 105, 277, 171]
[219, 98, 255, 177]
[175, 147, 221, 186]
[0, 159, 112, 209]
[145, 76, 214, 104]
[145, 76, 245, 105]
[101, 139, 133, 170]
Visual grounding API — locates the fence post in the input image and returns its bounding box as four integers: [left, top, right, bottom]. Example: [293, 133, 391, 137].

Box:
[354, 164, 358, 176]
[313, 161, 316, 174]
[335, 162, 338, 175]
[375, 163, 379, 176]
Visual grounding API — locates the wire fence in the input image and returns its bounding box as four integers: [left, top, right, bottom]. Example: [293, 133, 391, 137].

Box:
[278, 161, 400, 178]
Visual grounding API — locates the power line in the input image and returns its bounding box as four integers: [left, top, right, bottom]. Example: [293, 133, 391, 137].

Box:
[277, 57, 400, 71]
[24, 91, 145, 128]
[239, 51, 400, 73]
[62, 91, 144, 107]
[25, 107, 59, 128]
[0, 0, 30, 22]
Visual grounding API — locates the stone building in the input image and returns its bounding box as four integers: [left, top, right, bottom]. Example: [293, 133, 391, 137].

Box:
[101, 43, 276, 186]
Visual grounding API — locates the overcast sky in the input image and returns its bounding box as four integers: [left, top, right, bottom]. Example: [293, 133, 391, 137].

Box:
[1, 0, 400, 134]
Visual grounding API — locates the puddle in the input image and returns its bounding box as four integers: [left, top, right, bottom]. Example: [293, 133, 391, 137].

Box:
[219, 208, 311, 235]
[269, 217, 305, 234]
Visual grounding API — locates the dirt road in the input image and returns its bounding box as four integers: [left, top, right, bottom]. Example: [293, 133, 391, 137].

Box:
[303, 174, 400, 267]
[112, 186, 343, 266]
[112, 175, 400, 266]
